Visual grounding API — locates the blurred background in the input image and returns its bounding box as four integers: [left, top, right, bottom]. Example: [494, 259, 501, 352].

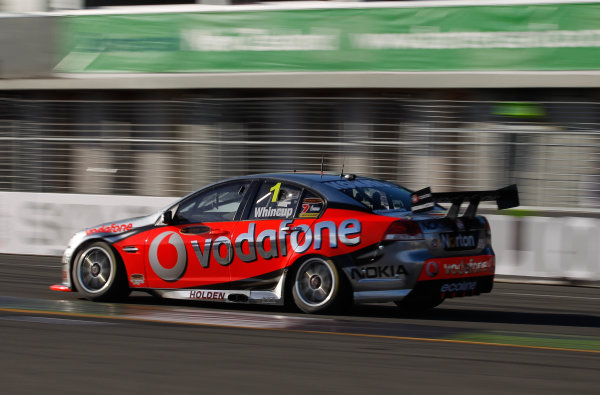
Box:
[1, 0, 600, 281]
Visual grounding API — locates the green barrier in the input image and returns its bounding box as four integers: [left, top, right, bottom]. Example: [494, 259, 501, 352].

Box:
[55, 2, 600, 73]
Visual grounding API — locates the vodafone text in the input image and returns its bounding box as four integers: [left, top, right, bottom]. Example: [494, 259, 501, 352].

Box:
[443, 259, 493, 276]
[191, 219, 360, 268]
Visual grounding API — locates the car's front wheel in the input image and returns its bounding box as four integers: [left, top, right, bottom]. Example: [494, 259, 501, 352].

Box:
[72, 242, 129, 301]
[291, 257, 342, 314]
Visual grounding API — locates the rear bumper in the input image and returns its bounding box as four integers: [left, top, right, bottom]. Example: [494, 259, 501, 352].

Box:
[410, 275, 494, 300]
[341, 242, 495, 304]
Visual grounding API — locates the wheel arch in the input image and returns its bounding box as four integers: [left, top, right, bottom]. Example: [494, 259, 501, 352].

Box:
[283, 253, 352, 310]
[69, 237, 122, 292]
[283, 253, 328, 305]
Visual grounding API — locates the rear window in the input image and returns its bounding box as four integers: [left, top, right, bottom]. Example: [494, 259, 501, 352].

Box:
[324, 179, 412, 212]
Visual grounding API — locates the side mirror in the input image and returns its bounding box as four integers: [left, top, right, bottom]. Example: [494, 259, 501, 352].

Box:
[162, 210, 173, 225]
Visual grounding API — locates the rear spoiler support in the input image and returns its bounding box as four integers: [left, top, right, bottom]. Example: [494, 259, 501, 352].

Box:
[410, 184, 519, 220]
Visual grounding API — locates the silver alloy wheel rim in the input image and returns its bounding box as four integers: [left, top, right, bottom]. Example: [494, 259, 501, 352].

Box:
[77, 246, 115, 294]
[295, 258, 336, 308]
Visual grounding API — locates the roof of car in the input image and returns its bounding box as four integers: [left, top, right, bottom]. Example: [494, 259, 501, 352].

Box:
[237, 172, 362, 184]
[233, 172, 396, 211]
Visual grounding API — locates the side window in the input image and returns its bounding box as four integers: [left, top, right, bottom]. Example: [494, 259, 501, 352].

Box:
[175, 182, 250, 224]
[297, 190, 325, 218]
[344, 187, 404, 211]
[249, 181, 301, 220]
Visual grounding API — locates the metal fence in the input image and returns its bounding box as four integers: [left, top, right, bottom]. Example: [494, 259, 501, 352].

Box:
[1, 96, 600, 209]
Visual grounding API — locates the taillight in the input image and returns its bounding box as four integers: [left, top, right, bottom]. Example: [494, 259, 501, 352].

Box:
[484, 217, 492, 245]
[384, 220, 424, 241]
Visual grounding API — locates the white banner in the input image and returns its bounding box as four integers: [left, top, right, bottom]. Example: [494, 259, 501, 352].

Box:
[0, 192, 175, 256]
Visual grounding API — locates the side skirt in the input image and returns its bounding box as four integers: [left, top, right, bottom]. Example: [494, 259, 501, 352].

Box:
[153, 273, 286, 306]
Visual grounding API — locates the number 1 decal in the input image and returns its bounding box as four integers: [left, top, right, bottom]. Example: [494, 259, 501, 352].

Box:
[270, 182, 282, 203]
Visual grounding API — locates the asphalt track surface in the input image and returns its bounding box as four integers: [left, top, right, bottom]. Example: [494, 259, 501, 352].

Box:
[0, 254, 598, 394]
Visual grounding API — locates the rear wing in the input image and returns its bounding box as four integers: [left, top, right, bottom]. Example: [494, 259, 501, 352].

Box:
[410, 184, 519, 220]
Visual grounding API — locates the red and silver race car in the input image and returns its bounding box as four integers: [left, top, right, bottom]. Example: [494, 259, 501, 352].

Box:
[52, 173, 518, 313]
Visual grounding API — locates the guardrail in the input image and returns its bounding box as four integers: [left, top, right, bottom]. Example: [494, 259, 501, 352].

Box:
[2, 97, 600, 211]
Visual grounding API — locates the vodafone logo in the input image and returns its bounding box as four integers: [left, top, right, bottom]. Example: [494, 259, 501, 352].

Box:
[411, 194, 419, 204]
[149, 231, 188, 282]
[426, 261, 439, 277]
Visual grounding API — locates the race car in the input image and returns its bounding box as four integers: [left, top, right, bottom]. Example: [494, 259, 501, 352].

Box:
[52, 173, 518, 313]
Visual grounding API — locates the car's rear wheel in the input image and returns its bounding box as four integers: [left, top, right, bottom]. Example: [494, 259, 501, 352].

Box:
[72, 241, 129, 301]
[292, 257, 341, 314]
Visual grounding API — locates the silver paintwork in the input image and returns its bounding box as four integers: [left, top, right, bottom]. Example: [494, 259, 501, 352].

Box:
[342, 218, 488, 304]
[155, 271, 287, 306]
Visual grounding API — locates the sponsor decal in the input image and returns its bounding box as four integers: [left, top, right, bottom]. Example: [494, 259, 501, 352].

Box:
[130, 273, 145, 286]
[189, 290, 226, 300]
[149, 231, 188, 282]
[149, 219, 362, 282]
[418, 255, 494, 281]
[86, 223, 132, 236]
[411, 187, 434, 213]
[425, 261, 439, 277]
[299, 198, 323, 218]
[455, 218, 465, 231]
[443, 259, 493, 276]
[440, 281, 477, 293]
[440, 232, 477, 250]
[350, 264, 407, 279]
[303, 198, 323, 204]
[299, 212, 320, 218]
[253, 206, 294, 218]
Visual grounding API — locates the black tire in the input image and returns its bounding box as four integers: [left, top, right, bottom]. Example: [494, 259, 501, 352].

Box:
[394, 294, 444, 314]
[72, 241, 129, 301]
[291, 257, 342, 314]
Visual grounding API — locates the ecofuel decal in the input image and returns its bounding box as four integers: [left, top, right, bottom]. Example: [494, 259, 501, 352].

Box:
[149, 219, 361, 282]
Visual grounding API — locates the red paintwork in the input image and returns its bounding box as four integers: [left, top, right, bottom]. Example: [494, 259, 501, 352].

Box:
[113, 232, 150, 288]
[114, 208, 396, 289]
[418, 255, 495, 281]
[50, 284, 72, 292]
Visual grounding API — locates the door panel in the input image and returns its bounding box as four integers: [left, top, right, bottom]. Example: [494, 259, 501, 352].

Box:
[144, 181, 250, 288]
[228, 181, 320, 284]
[145, 222, 235, 288]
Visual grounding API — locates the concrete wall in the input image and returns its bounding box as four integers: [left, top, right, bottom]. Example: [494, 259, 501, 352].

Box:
[0, 192, 176, 255]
